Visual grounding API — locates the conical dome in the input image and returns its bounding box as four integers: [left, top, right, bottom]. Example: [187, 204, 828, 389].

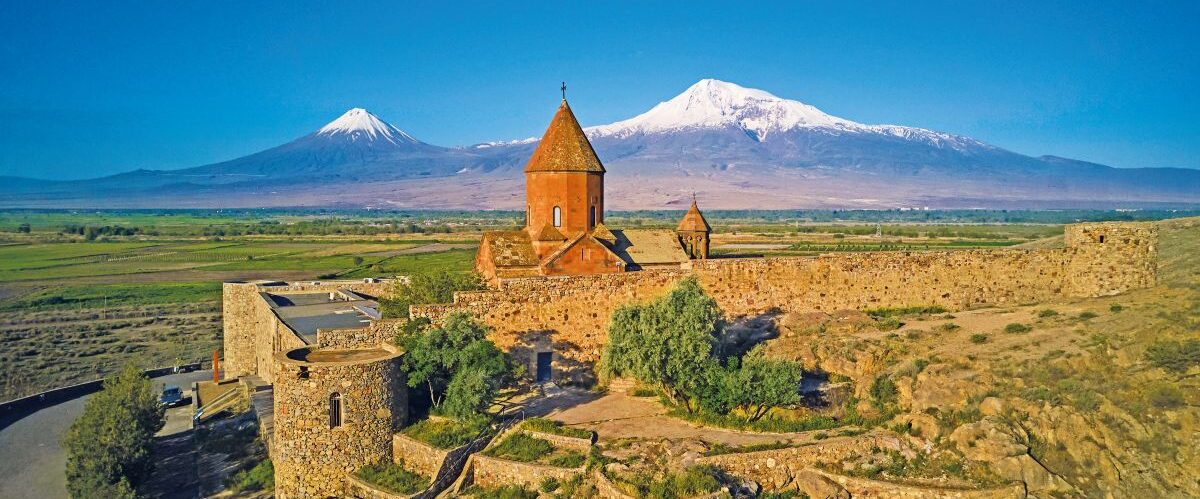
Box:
[677, 199, 711, 233]
[524, 100, 605, 173]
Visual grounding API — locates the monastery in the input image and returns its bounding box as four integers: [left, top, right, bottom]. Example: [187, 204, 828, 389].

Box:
[218, 94, 1159, 498]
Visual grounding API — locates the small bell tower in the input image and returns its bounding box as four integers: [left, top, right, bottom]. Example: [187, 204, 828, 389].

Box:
[676, 195, 711, 260]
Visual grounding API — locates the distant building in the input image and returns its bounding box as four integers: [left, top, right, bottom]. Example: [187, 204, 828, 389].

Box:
[475, 98, 711, 282]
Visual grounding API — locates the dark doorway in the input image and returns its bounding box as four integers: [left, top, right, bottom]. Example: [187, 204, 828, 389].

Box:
[536, 352, 553, 382]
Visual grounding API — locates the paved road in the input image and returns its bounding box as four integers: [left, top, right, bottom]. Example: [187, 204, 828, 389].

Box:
[0, 370, 214, 499]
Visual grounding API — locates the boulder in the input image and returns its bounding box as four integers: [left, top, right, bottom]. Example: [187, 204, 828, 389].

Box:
[979, 396, 1005, 416]
[794, 470, 850, 499]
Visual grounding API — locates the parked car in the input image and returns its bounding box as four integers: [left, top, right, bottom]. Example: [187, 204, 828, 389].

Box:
[159, 385, 185, 408]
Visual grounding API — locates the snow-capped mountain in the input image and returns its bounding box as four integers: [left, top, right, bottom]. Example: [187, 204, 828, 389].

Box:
[317, 108, 421, 145]
[2, 82, 1198, 209]
[585, 79, 985, 150]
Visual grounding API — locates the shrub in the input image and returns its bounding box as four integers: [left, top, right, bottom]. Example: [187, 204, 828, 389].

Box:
[618, 465, 722, 498]
[970, 333, 989, 344]
[1078, 311, 1099, 320]
[1109, 304, 1124, 313]
[876, 317, 903, 331]
[539, 477, 560, 493]
[356, 461, 427, 495]
[1146, 382, 1185, 409]
[939, 322, 961, 332]
[865, 305, 947, 317]
[1038, 309, 1059, 318]
[1144, 339, 1200, 375]
[1003, 323, 1031, 334]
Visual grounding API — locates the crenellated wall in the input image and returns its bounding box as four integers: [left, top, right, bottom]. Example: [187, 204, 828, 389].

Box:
[411, 222, 1157, 381]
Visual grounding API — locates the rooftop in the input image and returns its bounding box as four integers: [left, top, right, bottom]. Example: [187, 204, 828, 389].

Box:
[264, 290, 379, 344]
[524, 100, 605, 174]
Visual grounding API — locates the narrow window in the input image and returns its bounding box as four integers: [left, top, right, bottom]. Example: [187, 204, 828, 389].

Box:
[1098, 235, 1106, 244]
[329, 392, 343, 428]
[552, 206, 561, 227]
[525, 206, 529, 226]
[589, 206, 596, 228]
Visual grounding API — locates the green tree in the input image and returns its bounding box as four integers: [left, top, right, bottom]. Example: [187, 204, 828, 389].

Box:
[63, 363, 164, 498]
[602, 277, 722, 412]
[381, 271, 484, 319]
[17, 223, 31, 233]
[723, 347, 802, 422]
[402, 313, 516, 415]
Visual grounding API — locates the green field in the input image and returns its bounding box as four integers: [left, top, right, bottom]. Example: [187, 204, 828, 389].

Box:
[1, 208, 1196, 401]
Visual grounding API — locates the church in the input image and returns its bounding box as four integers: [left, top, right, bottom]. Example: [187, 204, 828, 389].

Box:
[475, 96, 711, 282]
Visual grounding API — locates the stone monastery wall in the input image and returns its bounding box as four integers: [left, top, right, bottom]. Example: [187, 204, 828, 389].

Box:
[411, 222, 1157, 374]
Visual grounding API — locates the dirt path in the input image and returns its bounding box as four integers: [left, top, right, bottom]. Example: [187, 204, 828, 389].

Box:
[546, 392, 819, 446]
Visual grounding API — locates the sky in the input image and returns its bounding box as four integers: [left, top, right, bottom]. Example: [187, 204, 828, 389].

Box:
[1, 1, 1197, 179]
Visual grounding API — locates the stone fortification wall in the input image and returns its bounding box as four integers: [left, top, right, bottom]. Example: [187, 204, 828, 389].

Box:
[695, 434, 901, 486]
[410, 223, 1156, 379]
[272, 346, 406, 499]
[391, 433, 451, 480]
[222, 280, 393, 380]
[1063, 222, 1158, 297]
[468, 454, 585, 489]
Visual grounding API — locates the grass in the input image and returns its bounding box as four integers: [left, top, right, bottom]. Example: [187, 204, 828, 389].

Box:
[1038, 309, 1059, 318]
[356, 461, 429, 495]
[665, 404, 850, 433]
[464, 485, 538, 499]
[0, 282, 221, 312]
[970, 333, 989, 344]
[229, 459, 274, 492]
[613, 464, 723, 499]
[522, 417, 593, 439]
[402, 417, 489, 449]
[484, 433, 587, 468]
[629, 387, 658, 397]
[865, 305, 948, 317]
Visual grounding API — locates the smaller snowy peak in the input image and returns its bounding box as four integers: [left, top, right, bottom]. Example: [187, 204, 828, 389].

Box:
[472, 137, 539, 149]
[317, 108, 419, 144]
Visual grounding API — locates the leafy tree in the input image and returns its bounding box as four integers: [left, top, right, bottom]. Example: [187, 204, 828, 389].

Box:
[63, 363, 164, 498]
[721, 347, 802, 422]
[602, 277, 722, 411]
[401, 313, 516, 416]
[382, 270, 484, 319]
[17, 223, 31, 233]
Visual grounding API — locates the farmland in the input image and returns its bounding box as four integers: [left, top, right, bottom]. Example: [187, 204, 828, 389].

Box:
[0, 208, 1195, 401]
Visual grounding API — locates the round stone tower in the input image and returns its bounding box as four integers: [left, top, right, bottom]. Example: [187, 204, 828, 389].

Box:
[272, 345, 406, 498]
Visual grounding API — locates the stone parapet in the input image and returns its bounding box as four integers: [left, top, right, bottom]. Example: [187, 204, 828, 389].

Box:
[391, 432, 452, 479]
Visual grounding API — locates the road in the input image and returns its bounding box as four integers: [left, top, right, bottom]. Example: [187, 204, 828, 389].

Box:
[0, 370, 214, 499]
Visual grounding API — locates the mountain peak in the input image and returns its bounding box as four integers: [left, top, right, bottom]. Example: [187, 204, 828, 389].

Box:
[316, 108, 419, 144]
[587, 78, 859, 140]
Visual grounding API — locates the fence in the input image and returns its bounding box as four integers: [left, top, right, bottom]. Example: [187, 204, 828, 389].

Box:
[0, 361, 209, 432]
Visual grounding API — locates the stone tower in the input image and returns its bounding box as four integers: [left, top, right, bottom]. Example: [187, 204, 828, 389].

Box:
[524, 99, 606, 240]
[676, 198, 711, 259]
[272, 345, 406, 498]
[1063, 222, 1157, 297]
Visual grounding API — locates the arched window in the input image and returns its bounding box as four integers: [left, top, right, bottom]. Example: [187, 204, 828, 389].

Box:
[329, 392, 343, 428]
[589, 206, 596, 228]
[552, 206, 561, 227]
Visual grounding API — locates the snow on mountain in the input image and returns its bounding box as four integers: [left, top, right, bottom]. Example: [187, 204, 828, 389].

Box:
[316, 108, 420, 145]
[585, 79, 986, 150]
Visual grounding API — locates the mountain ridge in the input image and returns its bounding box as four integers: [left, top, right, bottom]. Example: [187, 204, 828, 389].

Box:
[2, 79, 1197, 209]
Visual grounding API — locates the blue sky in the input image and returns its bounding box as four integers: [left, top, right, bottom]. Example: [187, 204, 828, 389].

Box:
[1, 1, 1197, 179]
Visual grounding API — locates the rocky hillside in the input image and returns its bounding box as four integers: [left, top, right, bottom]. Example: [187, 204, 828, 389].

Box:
[764, 217, 1200, 497]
